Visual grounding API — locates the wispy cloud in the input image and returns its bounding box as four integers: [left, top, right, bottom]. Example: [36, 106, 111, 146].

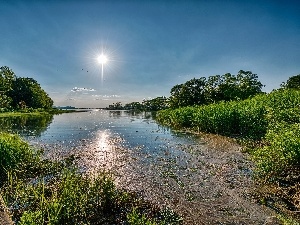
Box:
[92, 94, 121, 98]
[71, 87, 96, 92]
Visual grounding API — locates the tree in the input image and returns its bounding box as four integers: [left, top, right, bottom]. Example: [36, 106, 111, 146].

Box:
[0, 66, 16, 92]
[283, 74, 300, 89]
[143, 96, 168, 111]
[0, 66, 16, 109]
[107, 102, 123, 110]
[169, 70, 264, 108]
[9, 77, 53, 109]
[124, 102, 143, 111]
[169, 78, 207, 108]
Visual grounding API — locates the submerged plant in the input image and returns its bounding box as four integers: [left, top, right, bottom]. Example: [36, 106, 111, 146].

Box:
[0, 132, 182, 224]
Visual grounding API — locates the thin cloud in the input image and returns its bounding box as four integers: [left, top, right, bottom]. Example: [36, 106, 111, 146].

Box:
[71, 87, 96, 92]
[92, 94, 121, 98]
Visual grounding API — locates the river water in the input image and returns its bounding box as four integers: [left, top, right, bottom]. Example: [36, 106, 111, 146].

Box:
[0, 110, 279, 224]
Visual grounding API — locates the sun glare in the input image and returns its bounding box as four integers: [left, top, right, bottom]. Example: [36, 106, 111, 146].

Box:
[97, 54, 108, 64]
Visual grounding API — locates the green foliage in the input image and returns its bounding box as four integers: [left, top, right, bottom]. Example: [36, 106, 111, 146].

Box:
[0, 66, 16, 109]
[124, 101, 144, 111]
[169, 78, 206, 108]
[127, 208, 159, 225]
[157, 89, 300, 177]
[9, 77, 53, 109]
[143, 96, 168, 111]
[169, 70, 264, 108]
[0, 66, 16, 93]
[158, 95, 268, 140]
[4, 169, 118, 224]
[0, 132, 40, 181]
[282, 74, 300, 89]
[127, 207, 182, 225]
[253, 122, 300, 177]
[110, 97, 168, 112]
[0, 66, 54, 110]
[3, 168, 181, 225]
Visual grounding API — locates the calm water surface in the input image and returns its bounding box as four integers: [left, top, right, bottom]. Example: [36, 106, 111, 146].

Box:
[1, 110, 198, 171]
[33, 110, 197, 153]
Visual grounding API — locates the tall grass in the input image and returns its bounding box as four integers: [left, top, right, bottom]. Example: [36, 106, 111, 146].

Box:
[157, 94, 268, 140]
[156, 89, 300, 175]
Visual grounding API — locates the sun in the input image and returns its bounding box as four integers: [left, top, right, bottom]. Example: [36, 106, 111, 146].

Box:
[97, 54, 108, 64]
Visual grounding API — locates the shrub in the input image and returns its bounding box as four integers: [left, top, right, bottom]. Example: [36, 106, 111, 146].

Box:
[254, 122, 300, 177]
[0, 132, 40, 181]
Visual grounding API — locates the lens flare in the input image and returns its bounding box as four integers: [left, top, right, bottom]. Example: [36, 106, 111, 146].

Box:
[97, 54, 108, 64]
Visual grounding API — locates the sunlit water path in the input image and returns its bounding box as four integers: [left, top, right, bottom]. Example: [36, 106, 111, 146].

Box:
[27, 110, 198, 171]
[0, 110, 279, 224]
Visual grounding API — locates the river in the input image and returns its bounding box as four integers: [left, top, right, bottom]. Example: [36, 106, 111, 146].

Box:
[0, 110, 280, 224]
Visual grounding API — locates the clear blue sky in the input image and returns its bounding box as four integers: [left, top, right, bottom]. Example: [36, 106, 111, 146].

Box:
[1, 0, 299, 107]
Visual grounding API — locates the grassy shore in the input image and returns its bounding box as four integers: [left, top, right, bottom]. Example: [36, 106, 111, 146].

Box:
[0, 108, 78, 117]
[156, 88, 300, 222]
[0, 132, 182, 224]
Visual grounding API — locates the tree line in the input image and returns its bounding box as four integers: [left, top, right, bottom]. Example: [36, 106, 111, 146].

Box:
[0, 66, 53, 110]
[108, 70, 300, 111]
[106, 96, 168, 111]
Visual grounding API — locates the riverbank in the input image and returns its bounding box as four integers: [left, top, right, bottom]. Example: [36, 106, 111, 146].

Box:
[156, 88, 300, 223]
[0, 108, 79, 117]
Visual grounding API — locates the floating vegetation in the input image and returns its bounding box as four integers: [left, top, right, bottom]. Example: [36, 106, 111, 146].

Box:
[0, 132, 182, 224]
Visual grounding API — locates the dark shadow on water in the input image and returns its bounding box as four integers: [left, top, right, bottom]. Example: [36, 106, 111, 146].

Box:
[0, 114, 54, 137]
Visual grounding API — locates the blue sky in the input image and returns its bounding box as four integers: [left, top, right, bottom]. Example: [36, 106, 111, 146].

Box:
[0, 0, 300, 107]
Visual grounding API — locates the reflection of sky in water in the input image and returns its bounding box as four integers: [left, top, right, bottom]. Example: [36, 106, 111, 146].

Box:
[29, 110, 198, 158]
[14, 110, 201, 173]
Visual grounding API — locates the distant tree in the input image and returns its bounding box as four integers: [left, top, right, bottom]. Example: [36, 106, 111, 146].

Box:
[143, 96, 168, 111]
[124, 102, 143, 111]
[169, 78, 207, 108]
[107, 102, 123, 110]
[282, 74, 300, 89]
[216, 70, 264, 101]
[9, 77, 53, 109]
[169, 70, 264, 108]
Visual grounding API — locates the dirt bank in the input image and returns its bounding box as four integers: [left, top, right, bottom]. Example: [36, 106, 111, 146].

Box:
[0, 195, 13, 225]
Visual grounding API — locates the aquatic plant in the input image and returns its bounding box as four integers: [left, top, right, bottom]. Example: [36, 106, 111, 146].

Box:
[0, 132, 182, 224]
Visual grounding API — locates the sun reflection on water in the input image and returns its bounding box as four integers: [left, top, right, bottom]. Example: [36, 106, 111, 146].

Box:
[76, 129, 126, 175]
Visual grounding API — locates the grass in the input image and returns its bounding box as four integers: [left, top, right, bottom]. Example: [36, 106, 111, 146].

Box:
[0, 108, 76, 117]
[0, 132, 182, 224]
[156, 88, 300, 222]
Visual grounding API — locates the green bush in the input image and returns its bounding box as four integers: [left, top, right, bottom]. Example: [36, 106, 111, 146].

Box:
[0, 132, 40, 181]
[254, 122, 300, 176]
